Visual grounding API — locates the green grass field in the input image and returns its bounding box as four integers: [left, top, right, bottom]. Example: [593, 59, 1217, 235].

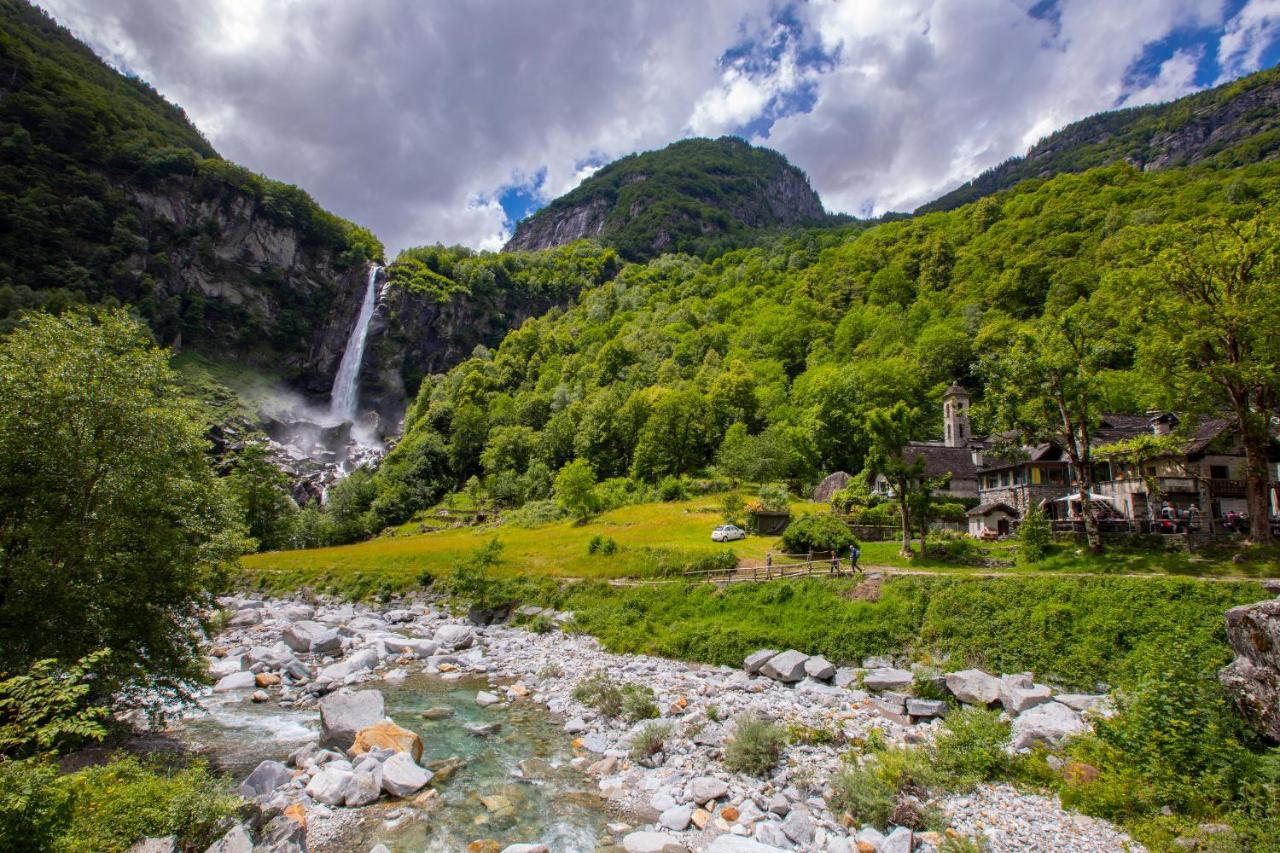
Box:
[240, 493, 1280, 597]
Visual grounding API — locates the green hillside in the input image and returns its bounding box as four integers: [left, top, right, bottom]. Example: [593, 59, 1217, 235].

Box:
[336, 160, 1280, 532]
[0, 0, 379, 360]
[921, 65, 1280, 213]
[504, 136, 836, 261]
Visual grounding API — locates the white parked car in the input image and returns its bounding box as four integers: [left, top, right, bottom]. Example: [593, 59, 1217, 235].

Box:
[711, 524, 746, 542]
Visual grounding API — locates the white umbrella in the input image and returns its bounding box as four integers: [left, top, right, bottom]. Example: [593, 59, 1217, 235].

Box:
[1053, 492, 1116, 503]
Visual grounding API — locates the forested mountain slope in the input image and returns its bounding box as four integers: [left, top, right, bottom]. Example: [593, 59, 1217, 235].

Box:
[920, 65, 1280, 213]
[359, 159, 1280, 527]
[504, 137, 832, 261]
[0, 0, 380, 376]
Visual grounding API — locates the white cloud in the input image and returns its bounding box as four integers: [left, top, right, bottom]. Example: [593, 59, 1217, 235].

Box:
[34, 0, 1265, 243]
[1217, 0, 1280, 82]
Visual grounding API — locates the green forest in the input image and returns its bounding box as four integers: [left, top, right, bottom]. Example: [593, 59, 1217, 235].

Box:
[307, 160, 1280, 544]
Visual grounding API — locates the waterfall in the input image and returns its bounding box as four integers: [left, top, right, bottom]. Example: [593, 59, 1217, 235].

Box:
[329, 264, 380, 423]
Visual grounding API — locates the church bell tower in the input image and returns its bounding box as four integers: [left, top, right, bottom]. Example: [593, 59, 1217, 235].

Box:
[943, 383, 970, 448]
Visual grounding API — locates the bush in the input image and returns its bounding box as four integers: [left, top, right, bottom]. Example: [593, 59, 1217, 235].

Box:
[1018, 504, 1051, 565]
[781, 514, 855, 554]
[587, 535, 618, 556]
[620, 683, 660, 722]
[724, 713, 787, 777]
[933, 707, 1012, 787]
[572, 672, 623, 717]
[687, 550, 737, 575]
[504, 499, 567, 528]
[627, 721, 672, 762]
[0, 759, 71, 852]
[0, 652, 110, 759]
[57, 755, 239, 853]
[657, 476, 690, 501]
[925, 531, 982, 564]
[721, 493, 746, 525]
[830, 746, 943, 830]
[446, 538, 509, 609]
[758, 483, 790, 512]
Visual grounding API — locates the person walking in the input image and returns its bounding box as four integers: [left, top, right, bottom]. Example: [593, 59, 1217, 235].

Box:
[849, 543, 860, 572]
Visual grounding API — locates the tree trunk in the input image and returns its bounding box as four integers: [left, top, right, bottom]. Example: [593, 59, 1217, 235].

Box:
[1078, 466, 1102, 553]
[898, 483, 912, 557]
[1240, 417, 1274, 545]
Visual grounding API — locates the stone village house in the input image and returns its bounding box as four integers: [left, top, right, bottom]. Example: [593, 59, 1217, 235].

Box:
[872, 384, 1280, 537]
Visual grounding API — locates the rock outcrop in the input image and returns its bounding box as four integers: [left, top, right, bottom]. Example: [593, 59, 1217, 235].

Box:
[1220, 597, 1280, 742]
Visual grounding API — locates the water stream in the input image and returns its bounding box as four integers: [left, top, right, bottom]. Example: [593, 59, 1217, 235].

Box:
[329, 264, 381, 424]
[175, 674, 614, 852]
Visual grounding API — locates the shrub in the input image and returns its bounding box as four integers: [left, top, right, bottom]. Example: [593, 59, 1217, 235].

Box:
[572, 672, 623, 717]
[620, 683, 660, 722]
[781, 514, 855, 554]
[758, 483, 791, 512]
[57, 755, 239, 852]
[0, 759, 71, 852]
[724, 714, 788, 777]
[657, 476, 690, 501]
[0, 652, 110, 759]
[830, 746, 943, 829]
[1018, 504, 1051, 564]
[526, 615, 553, 634]
[446, 538, 508, 609]
[627, 721, 672, 762]
[587, 535, 618, 556]
[504, 499, 567, 528]
[933, 707, 1012, 787]
[687, 550, 737, 575]
[926, 531, 981, 564]
[721, 493, 746, 525]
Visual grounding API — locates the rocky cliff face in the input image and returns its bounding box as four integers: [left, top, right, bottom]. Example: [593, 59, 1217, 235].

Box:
[1219, 589, 1280, 743]
[129, 175, 369, 379]
[503, 137, 829, 260]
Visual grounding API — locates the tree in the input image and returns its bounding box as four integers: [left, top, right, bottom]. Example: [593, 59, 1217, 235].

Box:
[630, 389, 714, 481]
[862, 402, 927, 557]
[225, 442, 297, 551]
[1139, 216, 1280, 544]
[982, 300, 1121, 552]
[0, 310, 241, 704]
[554, 459, 600, 521]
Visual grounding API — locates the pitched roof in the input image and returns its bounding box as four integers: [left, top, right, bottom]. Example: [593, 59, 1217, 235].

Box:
[967, 501, 1017, 517]
[903, 442, 977, 479]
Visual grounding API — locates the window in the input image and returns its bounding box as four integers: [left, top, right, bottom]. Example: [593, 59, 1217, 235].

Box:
[1210, 465, 1230, 480]
[1047, 468, 1065, 484]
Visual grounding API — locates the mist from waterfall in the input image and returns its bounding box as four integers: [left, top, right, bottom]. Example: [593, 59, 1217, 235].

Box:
[329, 264, 380, 424]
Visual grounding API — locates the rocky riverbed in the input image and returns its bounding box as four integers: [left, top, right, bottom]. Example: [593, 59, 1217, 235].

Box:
[183, 595, 1141, 853]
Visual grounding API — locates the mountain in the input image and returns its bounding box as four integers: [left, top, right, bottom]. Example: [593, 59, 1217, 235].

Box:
[504, 137, 828, 261]
[919, 65, 1280, 214]
[0, 0, 380, 377]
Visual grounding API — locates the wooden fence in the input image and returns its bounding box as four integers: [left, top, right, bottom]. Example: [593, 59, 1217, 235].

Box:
[679, 551, 860, 585]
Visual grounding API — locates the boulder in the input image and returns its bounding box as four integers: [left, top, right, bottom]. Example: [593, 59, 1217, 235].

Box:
[352, 719, 424, 762]
[1002, 684, 1053, 714]
[754, 822, 791, 848]
[434, 624, 475, 650]
[203, 824, 253, 853]
[804, 655, 836, 681]
[1055, 693, 1108, 713]
[319, 690, 385, 750]
[227, 609, 262, 628]
[782, 810, 816, 844]
[945, 669, 1000, 705]
[318, 648, 379, 682]
[128, 838, 177, 853]
[1221, 598, 1280, 742]
[881, 826, 913, 853]
[760, 650, 809, 682]
[344, 770, 382, 807]
[476, 691, 501, 707]
[833, 667, 858, 688]
[259, 811, 306, 851]
[282, 620, 340, 655]
[622, 831, 688, 853]
[813, 471, 852, 502]
[305, 766, 354, 805]
[744, 649, 778, 674]
[906, 698, 948, 718]
[278, 603, 315, 622]
[1011, 701, 1087, 749]
[705, 838, 786, 853]
[213, 671, 257, 692]
[237, 759, 293, 799]
[210, 656, 246, 677]
[501, 846, 551, 853]
[384, 608, 414, 623]
[690, 776, 729, 804]
[862, 667, 913, 692]
[382, 752, 432, 797]
[659, 804, 694, 831]
[381, 637, 438, 658]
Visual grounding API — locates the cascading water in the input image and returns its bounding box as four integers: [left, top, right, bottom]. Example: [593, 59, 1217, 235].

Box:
[329, 264, 380, 423]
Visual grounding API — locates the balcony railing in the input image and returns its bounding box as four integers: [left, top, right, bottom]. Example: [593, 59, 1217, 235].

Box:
[1210, 478, 1246, 498]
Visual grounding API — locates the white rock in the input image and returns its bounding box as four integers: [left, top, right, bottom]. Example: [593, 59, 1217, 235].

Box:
[318, 689, 385, 750]
[754, 821, 791, 848]
[782, 810, 816, 844]
[343, 770, 381, 807]
[381, 753, 431, 797]
[283, 620, 340, 655]
[946, 669, 1000, 705]
[204, 824, 253, 853]
[690, 776, 730, 804]
[705, 838, 788, 852]
[213, 671, 257, 692]
[659, 804, 694, 831]
[622, 830, 688, 853]
[434, 624, 475, 650]
[760, 650, 809, 682]
[1012, 701, 1087, 749]
[501, 846, 551, 853]
[1056, 693, 1107, 712]
[862, 667, 913, 691]
[804, 656, 836, 681]
[881, 826, 912, 853]
[564, 717, 588, 734]
[1002, 684, 1053, 714]
[744, 649, 778, 674]
[304, 766, 353, 806]
[210, 656, 246, 677]
[476, 691, 501, 707]
[832, 667, 858, 688]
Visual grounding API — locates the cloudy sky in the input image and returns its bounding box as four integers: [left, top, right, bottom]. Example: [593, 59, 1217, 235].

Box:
[37, 0, 1280, 254]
